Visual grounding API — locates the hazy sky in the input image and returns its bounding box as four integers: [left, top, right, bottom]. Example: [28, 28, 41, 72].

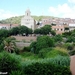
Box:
[0, 0, 75, 20]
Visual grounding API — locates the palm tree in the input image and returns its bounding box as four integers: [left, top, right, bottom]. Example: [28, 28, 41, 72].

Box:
[4, 40, 15, 53]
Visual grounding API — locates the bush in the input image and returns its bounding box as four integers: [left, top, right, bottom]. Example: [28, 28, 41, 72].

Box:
[23, 62, 71, 75]
[0, 42, 4, 52]
[47, 55, 70, 67]
[22, 46, 30, 52]
[53, 47, 69, 56]
[38, 47, 53, 58]
[10, 70, 24, 75]
[21, 54, 71, 75]
[0, 51, 21, 74]
[38, 47, 69, 58]
[14, 47, 20, 54]
[67, 45, 74, 50]
[53, 34, 63, 42]
[36, 36, 54, 53]
[30, 36, 54, 54]
[69, 50, 75, 55]
[30, 41, 37, 53]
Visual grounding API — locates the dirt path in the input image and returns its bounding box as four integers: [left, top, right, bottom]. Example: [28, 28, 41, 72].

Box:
[70, 55, 75, 75]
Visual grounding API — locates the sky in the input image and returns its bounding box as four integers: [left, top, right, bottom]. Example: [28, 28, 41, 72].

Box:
[0, 0, 75, 20]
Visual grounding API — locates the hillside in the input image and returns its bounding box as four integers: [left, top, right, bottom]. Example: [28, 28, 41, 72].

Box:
[0, 15, 53, 24]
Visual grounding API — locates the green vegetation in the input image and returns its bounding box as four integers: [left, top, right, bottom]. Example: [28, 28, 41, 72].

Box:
[39, 47, 69, 58]
[30, 36, 54, 54]
[0, 51, 21, 74]
[23, 61, 71, 75]
[21, 53, 70, 75]
[0, 24, 74, 74]
[34, 25, 56, 35]
[34, 25, 51, 35]
[0, 16, 52, 24]
[0, 50, 70, 75]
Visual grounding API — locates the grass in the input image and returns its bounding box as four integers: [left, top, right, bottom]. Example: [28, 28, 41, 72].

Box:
[20, 52, 39, 60]
[38, 47, 69, 58]
[19, 47, 69, 61]
[21, 55, 70, 67]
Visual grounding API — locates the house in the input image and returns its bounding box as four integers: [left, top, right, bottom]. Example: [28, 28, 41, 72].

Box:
[21, 9, 37, 31]
[0, 24, 19, 30]
[69, 23, 75, 31]
[52, 25, 64, 34]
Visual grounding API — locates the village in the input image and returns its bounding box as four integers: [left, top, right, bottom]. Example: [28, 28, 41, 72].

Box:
[0, 9, 75, 35]
[0, 8, 75, 75]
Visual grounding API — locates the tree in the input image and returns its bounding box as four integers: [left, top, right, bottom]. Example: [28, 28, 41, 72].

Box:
[4, 37, 16, 53]
[32, 35, 55, 53]
[30, 41, 37, 53]
[0, 29, 9, 44]
[19, 26, 32, 36]
[53, 34, 63, 42]
[40, 25, 51, 35]
[51, 30, 56, 36]
[28, 28, 33, 34]
[34, 25, 52, 35]
[34, 29, 41, 34]
[9, 27, 19, 35]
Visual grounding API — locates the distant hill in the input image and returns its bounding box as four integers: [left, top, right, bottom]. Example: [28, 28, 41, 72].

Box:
[0, 15, 54, 24]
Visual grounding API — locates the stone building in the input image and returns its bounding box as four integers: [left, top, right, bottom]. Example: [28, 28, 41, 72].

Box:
[21, 9, 36, 31]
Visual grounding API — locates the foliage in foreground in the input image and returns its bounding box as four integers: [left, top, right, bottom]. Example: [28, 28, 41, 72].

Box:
[22, 55, 71, 75]
[23, 63, 71, 75]
[0, 51, 21, 74]
[0, 50, 71, 75]
[30, 35, 54, 54]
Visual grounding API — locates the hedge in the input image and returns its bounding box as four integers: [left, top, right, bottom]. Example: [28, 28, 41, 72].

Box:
[22, 55, 71, 75]
[23, 62, 71, 75]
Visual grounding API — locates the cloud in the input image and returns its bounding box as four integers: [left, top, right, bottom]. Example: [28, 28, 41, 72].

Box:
[48, 3, 75, 19]
[0, 9, 18, 20]
[68, 0, 75, 3]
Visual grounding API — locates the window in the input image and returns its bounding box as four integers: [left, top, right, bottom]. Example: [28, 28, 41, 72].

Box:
[61, 29, 63, 31]
[27, 13, 28, 16]
[57, 28, 59, 31]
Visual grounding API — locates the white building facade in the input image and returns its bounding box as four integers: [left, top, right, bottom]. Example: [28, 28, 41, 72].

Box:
[69, 24, 75, 31]
[21, 9, 36, 31]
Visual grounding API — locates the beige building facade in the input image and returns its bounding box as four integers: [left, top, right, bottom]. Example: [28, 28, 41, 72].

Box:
[52, 25, 64, 34]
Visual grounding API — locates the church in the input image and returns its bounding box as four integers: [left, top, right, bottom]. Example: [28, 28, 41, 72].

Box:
[21, 9, 37, 31]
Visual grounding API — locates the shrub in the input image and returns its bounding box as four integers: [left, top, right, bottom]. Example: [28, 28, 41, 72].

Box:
[53, 34, 63, 42]
[22, 46, 30, 52]
[14, 47, 20, 54]
[23, 62, 71, 75]
[53, 47, 69, 56]
[36, 36, 54, 53]
[0, 42, 4, 52]
[39, 47, 69, 58]
[10, 70, 24, 75]
[30, 41, 37, 53]
[0, 51, 21, 74]
[21, 54, 71, 75]
[38, 47, 53, 58]
[30, 36, 55, 54]
[47, 55, 70, 67]
[67, 45, 74, 50]
[69, 50, 75, 55]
